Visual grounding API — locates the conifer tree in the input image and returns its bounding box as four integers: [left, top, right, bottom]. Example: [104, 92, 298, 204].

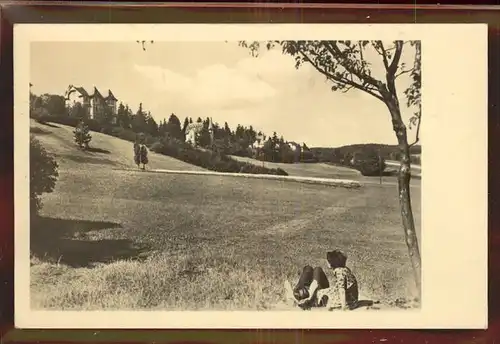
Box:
[73, 120, 92, 150]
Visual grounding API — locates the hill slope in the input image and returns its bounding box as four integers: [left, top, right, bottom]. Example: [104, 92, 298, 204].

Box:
[30, 120, 205, 172]
[31, 119, 368, 180]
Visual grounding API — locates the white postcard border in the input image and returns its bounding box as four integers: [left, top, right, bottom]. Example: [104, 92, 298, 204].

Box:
[14, 23, 488, 329]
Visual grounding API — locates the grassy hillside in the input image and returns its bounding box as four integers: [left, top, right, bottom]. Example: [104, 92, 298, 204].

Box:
[29, 120, 422, 310]
[30, 121, 205, 172]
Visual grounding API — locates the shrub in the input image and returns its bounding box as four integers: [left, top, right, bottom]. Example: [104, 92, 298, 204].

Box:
[276, 168, 288, 176]
[30, 136, 58, 217]
[31, 108, 49, 122]
[45, 115, 80, 127]
[144, 135, 157, 146]
[100, 125, 113, 135]
[156, 137, 288, 176]
[410, 155, 421, 165]
[86, 119, 102, 132]
[118, 129, 138, 143]
[149, 141, 165, 153]
[352, 155, 386, 176]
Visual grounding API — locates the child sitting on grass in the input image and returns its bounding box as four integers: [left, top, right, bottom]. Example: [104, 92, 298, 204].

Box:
[285, 250, 359, 311]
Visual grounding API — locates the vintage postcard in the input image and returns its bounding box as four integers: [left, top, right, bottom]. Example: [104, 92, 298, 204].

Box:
[14, 23, 487, 329]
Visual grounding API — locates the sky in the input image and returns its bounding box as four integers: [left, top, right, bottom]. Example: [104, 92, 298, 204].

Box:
[30, 41, 418, 147]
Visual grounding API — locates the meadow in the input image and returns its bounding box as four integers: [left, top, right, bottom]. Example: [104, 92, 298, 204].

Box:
[29, 121, 422, 311]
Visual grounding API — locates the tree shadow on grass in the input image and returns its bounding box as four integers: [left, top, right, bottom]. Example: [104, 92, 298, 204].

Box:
[31, 216, 150, 268]
[86, 147, 111, 154]
[64, 155, 116, 166]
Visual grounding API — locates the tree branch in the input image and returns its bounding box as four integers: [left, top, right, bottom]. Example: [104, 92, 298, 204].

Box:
[358, 41, 366, 73]
[377, 41, 390, 70]
[297, 49, 384, 101]
[388, 41, 403, 75]
[395, 67, 415, 79]
[409, 115, 421, 147]
[341, 84, 355, 93]
[323, 41, 380, 87]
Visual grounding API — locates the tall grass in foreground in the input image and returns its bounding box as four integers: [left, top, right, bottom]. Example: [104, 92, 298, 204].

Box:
[31, 251, 419, 311]
[30, 251, 286, 311]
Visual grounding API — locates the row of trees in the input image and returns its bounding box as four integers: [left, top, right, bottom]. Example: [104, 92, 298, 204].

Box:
[30, 91, 319, 164]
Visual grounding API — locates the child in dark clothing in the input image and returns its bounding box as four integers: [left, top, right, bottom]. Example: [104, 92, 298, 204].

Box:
[285, 250, 359, 311]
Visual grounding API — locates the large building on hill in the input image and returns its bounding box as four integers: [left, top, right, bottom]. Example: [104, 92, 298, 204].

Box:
[64, 85, 118, 123]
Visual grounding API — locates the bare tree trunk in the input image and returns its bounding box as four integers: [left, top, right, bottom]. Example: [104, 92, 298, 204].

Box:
[382, 88, 422, 299]
[396, 128, 421, 296]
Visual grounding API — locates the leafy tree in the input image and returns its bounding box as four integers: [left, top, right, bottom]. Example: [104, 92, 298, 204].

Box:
[182, 117, 190, 137]
[73, 120, 92, 149]
[166, 113, 183, 140]
[196, 118, 212, 148]
[30, 135, 59, 217]
[101, 106, 114, 127]
[40, 93, 66, 116]
[224, 122, 232, 136]
[247, 125, 257, 146]
[131, 103, 148, 134]
[117, 102, 131, 129]
[158, 118, 167, 136]
[145, 111, 158, 137]
[279, 142, 295, 163]
[30, 91, 43, 113]
[261, 138, 275, 162]
[240, 40, 422, 293]
[351, 149, 386, 176]
[69, 102, 87, 120]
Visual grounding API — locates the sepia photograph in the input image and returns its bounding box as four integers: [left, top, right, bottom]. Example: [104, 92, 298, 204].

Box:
[14, 24, 487, 329]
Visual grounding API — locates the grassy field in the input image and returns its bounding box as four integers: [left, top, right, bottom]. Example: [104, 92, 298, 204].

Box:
[229, 155, 362, 180]
[29, 120, 422, 311]
[230, 155, 421, 187]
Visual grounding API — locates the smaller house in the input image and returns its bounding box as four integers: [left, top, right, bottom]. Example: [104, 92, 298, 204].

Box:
[185, 122, 204, 146]
[184, 119, 215, 147]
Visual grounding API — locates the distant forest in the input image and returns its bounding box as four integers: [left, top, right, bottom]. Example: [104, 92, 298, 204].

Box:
[311, 144, 422, 165]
